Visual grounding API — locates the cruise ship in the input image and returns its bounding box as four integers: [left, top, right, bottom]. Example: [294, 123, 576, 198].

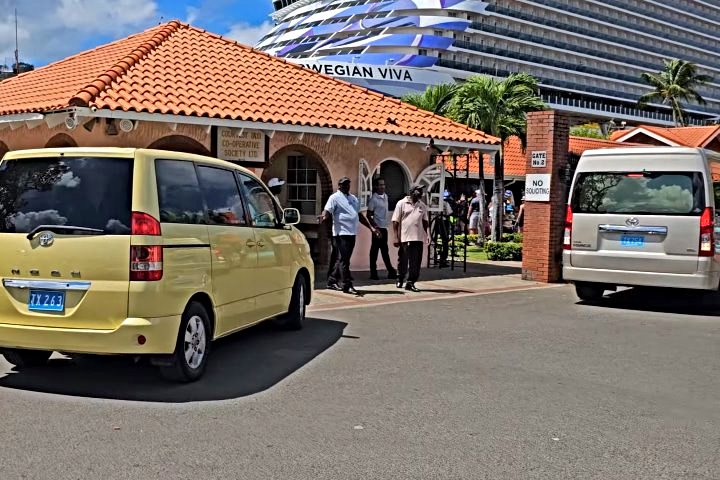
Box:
[258, 0, 720, 126]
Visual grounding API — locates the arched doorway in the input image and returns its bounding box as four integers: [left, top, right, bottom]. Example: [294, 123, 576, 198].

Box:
[45, 133, 77, 148]
[373, 159, 411, 210]
[0, 141, 8, 160]
[147, 135, 211, 155]
[265, 145, 333, 265]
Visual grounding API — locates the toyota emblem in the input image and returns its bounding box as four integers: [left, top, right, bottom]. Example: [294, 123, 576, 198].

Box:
[38, 232, 55, 247]
[625, 217, 640, 227]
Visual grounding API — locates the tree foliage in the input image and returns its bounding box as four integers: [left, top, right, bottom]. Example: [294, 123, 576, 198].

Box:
[638, 59, 712, 126]
[401, 83, 458, 116]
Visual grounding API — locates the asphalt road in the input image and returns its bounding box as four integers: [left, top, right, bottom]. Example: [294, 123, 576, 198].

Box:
[0, 285, 719, 479]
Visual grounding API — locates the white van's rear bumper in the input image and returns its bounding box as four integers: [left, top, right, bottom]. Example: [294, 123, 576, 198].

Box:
[563, 266, 720, 290]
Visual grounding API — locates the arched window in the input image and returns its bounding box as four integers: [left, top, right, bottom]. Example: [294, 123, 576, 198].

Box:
[147, 135, 211, 156]
[45, 133, 78, 148]
[377, 159, 409, 210]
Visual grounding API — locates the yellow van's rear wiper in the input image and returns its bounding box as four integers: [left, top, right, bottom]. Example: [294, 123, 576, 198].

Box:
[26, 225, 106, 240]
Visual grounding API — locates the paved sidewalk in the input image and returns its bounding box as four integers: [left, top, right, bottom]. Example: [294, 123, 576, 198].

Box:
[310, 261, 556, 312]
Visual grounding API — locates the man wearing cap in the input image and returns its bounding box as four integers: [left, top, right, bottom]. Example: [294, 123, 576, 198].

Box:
[393, 185, 430, 292]
[268, 177, 285, 206]
[319, 176, 379, 294]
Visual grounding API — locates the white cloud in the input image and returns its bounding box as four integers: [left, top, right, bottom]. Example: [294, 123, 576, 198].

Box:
[10, 210, 68, 231]
[0, 0, 159, 66]
[57, 171, 81, 188]
[186, 6, 199, 25]
[225, 21, 274, 47]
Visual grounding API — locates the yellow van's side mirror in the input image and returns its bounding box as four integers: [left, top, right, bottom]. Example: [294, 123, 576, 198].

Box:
[283, 208, 301, 225]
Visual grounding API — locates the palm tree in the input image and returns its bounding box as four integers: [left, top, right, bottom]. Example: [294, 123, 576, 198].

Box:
[402, 83, 458, 116]
[639, 59, 712, 126]
[450, 73, 546, 241]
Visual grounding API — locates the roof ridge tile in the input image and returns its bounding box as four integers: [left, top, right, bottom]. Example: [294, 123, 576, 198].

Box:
[69, 20, 181, 107]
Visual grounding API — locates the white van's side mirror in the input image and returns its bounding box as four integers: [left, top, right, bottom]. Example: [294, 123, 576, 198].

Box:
[283, 208, 301, 225]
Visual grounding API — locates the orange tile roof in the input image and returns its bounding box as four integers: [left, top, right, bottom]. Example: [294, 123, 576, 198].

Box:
[438, 136, 632, 178]
[0, 21, 497, 146]
[614, 125, 720, 147]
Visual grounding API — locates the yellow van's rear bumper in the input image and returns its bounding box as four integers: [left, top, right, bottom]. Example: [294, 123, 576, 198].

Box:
[0, 316, 181, 354]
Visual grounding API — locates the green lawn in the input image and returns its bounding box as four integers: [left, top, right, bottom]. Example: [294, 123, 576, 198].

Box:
[466, 245, 488, 262]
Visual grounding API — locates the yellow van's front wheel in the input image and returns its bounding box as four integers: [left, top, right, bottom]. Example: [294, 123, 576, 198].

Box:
[159, 302, 212, 383]
[2, 349, 52, 369]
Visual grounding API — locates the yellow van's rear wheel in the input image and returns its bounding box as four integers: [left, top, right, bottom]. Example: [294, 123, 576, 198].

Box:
[159, 301, 211, 383]
[2, 349, 52, 368]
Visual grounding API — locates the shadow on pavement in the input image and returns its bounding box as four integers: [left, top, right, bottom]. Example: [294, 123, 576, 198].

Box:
[315, 262, 521, 290]
[585, 287, 720, 316]
[0, 318, 346, 403]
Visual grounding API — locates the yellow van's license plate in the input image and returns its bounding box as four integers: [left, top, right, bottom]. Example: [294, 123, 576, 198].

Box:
[621, 235, 644, 247]
[29, 290, 65, 312]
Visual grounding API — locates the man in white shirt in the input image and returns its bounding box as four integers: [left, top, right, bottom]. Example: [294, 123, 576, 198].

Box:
[392, 185, 429, 292]
[366, 178, 398, 281]
[319, 176, 379, 294]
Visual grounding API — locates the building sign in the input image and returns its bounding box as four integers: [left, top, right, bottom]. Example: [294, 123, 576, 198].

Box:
[525, 174, 551, 201]
[216, 127, 267, 163]
[289, 60, 455, 87]
[531, 151, 547, 168]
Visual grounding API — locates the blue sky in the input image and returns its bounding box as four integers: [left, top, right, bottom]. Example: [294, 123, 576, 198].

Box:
[1, 0, 275, 67]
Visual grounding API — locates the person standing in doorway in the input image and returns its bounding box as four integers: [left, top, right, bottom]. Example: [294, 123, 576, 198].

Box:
[319, 176, 379, 294]
[393, 185, 429, 292]
[367, 178, 398, 280]
[268, 177, 285, 206]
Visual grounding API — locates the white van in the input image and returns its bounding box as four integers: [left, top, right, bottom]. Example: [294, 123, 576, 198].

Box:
[563, 147, 720, 301]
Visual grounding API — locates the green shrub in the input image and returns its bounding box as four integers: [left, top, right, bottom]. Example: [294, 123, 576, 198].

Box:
[501, 233, 523, 243]
[485, 241, 522, 261]
[453, 234, 480, 245]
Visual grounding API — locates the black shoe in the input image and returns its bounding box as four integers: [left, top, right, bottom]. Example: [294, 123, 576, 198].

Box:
[439, 261, 449, 268]
[405, 283, 420, 292]
[369, 272, 379, 280]
[396, 280, 404, 289]
[387, 270, 398, 280]
[343, 286, 360, 295]
[327, 283, 341, 291]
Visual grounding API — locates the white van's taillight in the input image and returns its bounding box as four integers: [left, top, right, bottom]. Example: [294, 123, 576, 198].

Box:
[699, 207, 715, 257]
[130, 212, 163, 281]
[563, 206, 573, 250]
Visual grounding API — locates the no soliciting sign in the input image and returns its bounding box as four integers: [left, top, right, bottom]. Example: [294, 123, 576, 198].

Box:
[525, 174, 551, 201]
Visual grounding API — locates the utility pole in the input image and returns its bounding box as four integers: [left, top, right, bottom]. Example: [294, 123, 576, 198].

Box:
[14, 8, 20, 74]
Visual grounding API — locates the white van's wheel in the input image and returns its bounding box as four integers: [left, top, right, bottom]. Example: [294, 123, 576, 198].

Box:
[575, 282, 605, 302]
[276, 276, 306, 331]
[2, 349, 52, 368]
[160, 302, 211, 383]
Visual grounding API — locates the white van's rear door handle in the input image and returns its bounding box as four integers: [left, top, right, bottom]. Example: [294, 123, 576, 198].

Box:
[598, 225, 668, 235]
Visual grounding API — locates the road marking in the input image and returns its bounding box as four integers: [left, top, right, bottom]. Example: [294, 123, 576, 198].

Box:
[308, 283, 562, 313]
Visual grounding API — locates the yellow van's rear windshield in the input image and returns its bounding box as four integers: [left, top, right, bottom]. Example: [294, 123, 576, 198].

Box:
[0, 157, 133, 234]
[571, 171, 705, 215]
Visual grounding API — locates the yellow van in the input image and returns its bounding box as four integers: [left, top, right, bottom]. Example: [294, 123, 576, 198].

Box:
[0, 148, 314, 382]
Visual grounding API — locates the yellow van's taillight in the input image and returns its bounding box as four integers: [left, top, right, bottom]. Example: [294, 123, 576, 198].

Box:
[699, 207, 715, 257]
[563, 206, 573, 250]
[130, 212, 163, 281]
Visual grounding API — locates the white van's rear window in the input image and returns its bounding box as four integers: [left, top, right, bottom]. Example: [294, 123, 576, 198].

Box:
[572, 171, 705, 215]
[0, 157, 133, 234]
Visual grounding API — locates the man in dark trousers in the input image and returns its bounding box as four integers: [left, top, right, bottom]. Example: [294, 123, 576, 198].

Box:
[319, 177, 379, 294]
[393, 185, 429, 292]
[367, 177, 397, 280]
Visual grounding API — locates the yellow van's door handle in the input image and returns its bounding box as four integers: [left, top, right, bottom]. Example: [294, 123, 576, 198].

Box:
[256, 241, 265, 248]
[246, 240, 257, 248]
